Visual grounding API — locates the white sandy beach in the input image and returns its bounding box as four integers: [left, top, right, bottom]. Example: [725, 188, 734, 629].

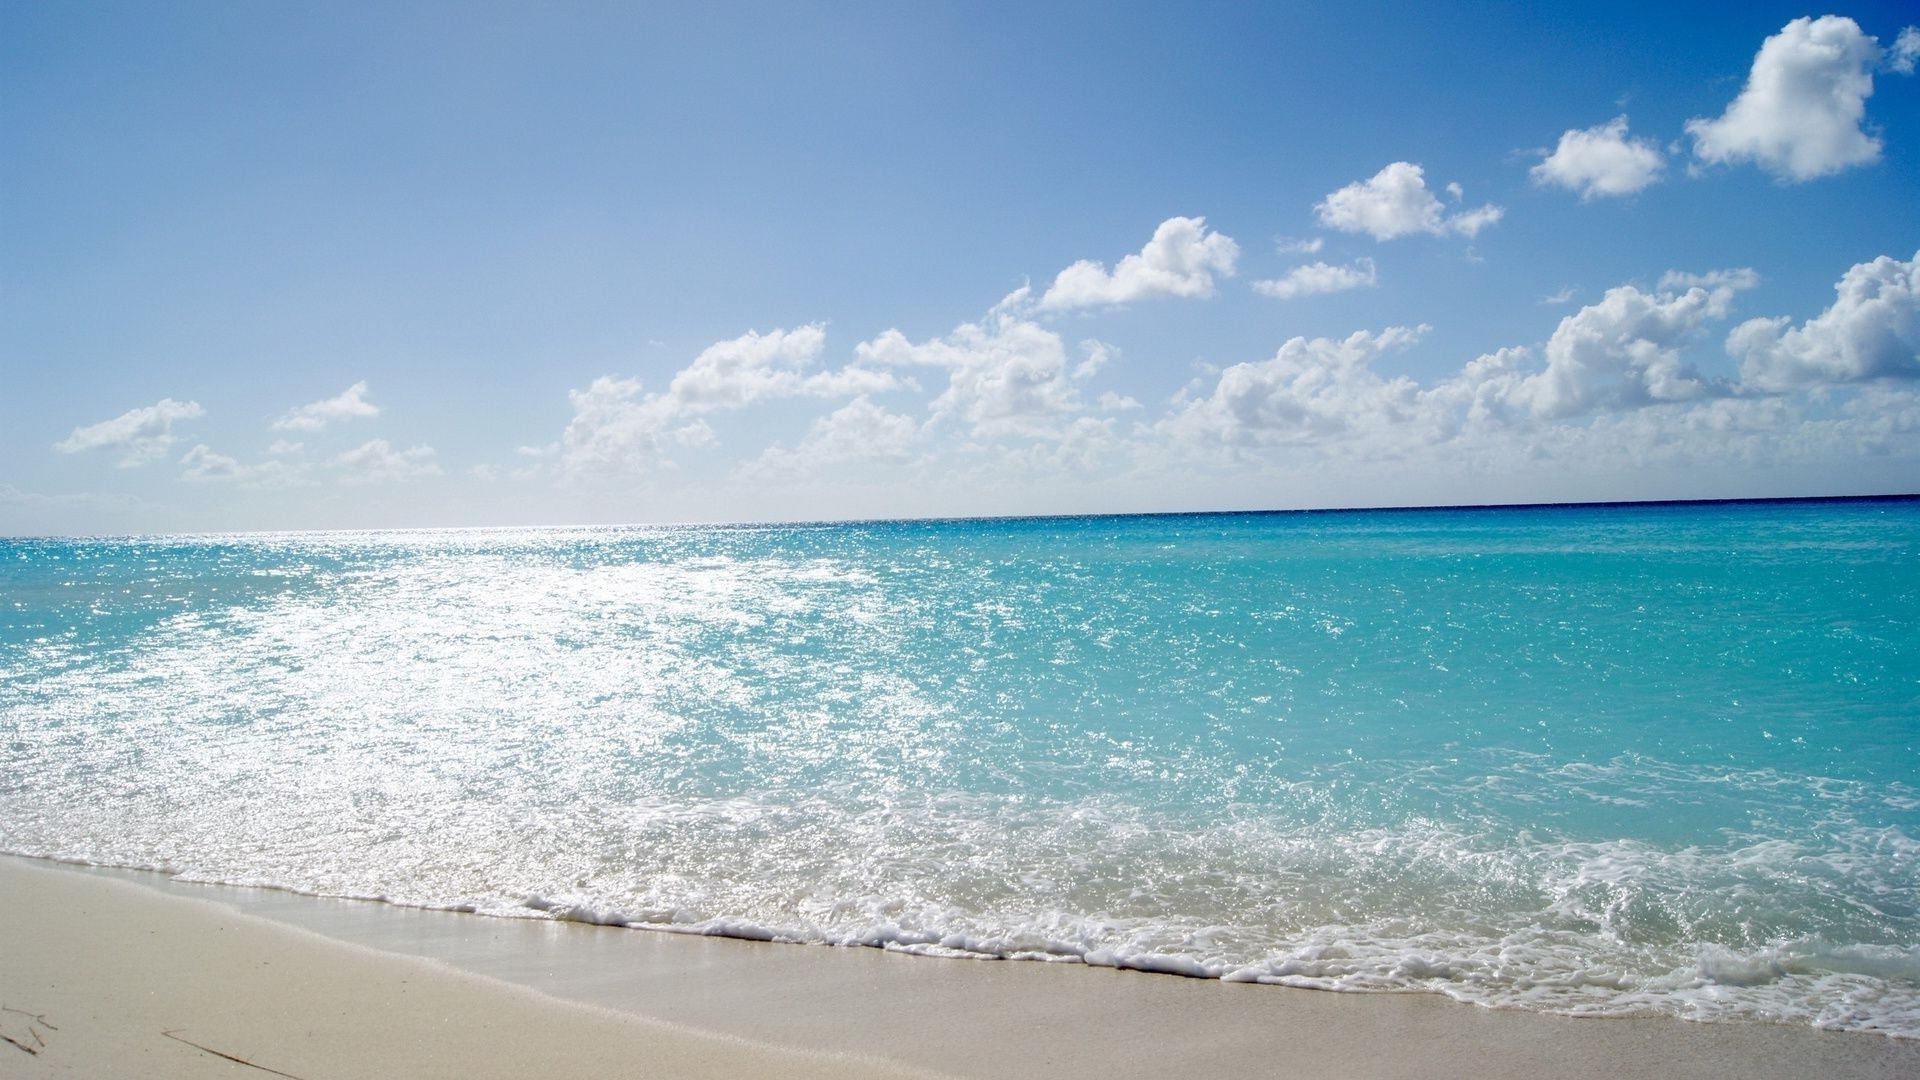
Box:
[0, 855, 924, 1079]
[4, 854, 1918, 1079]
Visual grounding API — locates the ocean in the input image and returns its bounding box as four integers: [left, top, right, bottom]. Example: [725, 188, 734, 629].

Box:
[3, 498, 1917, 1035]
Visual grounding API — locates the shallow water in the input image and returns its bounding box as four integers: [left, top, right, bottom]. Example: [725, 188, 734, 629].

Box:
[4, 499, 1917, 1033]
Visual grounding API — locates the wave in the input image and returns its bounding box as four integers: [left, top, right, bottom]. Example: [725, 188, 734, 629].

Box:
[9, 807, 1918, 1039]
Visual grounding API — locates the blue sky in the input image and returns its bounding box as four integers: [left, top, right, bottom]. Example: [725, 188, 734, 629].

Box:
[4, 1, 1917, 533]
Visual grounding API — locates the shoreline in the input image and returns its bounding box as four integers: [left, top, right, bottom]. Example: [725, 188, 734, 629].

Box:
[6, 855, 1919, 1078]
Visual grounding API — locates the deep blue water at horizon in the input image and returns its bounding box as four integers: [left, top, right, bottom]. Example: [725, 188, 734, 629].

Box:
[3, 499, 1918, 1033]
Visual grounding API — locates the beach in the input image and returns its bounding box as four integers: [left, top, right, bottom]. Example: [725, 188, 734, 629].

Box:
[0, 855, 917, 1079]
[10, 0, 1920, 1071]
[6, 854, 1919, 1079]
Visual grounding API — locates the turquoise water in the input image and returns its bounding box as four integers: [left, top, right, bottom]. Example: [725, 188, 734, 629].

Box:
[3, 499, 1918, 1033]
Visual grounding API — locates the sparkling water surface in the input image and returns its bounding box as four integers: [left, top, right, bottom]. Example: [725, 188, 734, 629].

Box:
[4, 500, 1918, 1033]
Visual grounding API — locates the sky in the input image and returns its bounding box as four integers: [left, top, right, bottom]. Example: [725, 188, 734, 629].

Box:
[3, 1, 1918, 534]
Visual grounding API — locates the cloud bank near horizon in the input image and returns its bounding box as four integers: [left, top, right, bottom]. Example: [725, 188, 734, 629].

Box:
[39, 236, 1920, 515]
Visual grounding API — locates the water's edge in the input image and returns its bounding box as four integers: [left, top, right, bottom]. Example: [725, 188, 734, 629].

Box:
[10, 847, 1915, 1045]
[26, 853, 1920, 1080]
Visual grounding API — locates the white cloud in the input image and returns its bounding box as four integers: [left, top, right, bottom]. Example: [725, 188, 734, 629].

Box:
[1891, 27, 1920, 75]
[857, 311, 1108, 439]
[333, 439, 441, 484]
[1501, 271, 1756, 418]
[178, 445, 302, 486]
[1252, 258, 1378, 300]
[986, 415, 1126, 476]
[1656, 268, 1762, 293]
[1314, 163, 1503, 240]
[1540, 287, 1579, 306]
[53, 398, 204, 466]
[558, 376, 701, 475]
[1686, 16, 1902, 181]
[273, 381, 381, 432]
[1036, 216, 1240, 310]
[558, 377, 654, 472]
[1275, 236, 1324, 255]
[266, 439, 304, 455]
[179, 445, 248, 483]
[1730, 250, 1919, 391]
[662, 325, 894, 410]
[1531, 116, 1665, 199]
[1157, 326, 1433, 449]
[746, 396, 923, 478]
[558, 326, 896, 477]
[1492, 386, 1920, 480]
[1138, 254, 1920, 499]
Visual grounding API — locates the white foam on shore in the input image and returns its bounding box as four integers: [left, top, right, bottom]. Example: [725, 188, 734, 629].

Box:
[8, 834, 1919, 1038]
[5, 731, 1919, 1036]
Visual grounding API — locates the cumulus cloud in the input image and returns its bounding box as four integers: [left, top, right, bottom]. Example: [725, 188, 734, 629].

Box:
[178, 445, 250, 483]
[1158, 268, 1774, 460]
[1252, 258, 1378, 300]
[557, 326, 896, 476]
[746, 396, 923, 478]
[1036, 216, 1240, 310]
[1158, 326, 1433, 449]
[1531, 116, 1665, 198]
[986, 415, 1127, 476]
[661, 324, 894, 409]
[53, 398, 203, 466]
[1448, 205, 1505, 236]
[1687, 16, 1910, 181]
[1133, 253, 1920, 496]
[1501, 271, 1757, 418]
[1314, 163, 1503, 240]
[272, 381, 381, 432]
[1730, 250, 1919, 391]
[558, 376, 711, 475]
[1892, 27, 1920, 75]
[334, 439, 441, 484]
[857, 311, 1111, 440]
[1275, 236, 1324, 255]
[178, 445, 302, 486]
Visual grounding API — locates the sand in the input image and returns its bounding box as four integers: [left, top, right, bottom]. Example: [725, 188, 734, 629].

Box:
[0, 856, 919, 1079]
[4, 854, 1918, 1079]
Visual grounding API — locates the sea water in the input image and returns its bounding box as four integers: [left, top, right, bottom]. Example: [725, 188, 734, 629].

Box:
[3, 499, 1917, 1034]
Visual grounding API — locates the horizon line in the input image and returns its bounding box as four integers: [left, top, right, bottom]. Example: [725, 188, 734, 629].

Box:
[4, 491, 1917, 542]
